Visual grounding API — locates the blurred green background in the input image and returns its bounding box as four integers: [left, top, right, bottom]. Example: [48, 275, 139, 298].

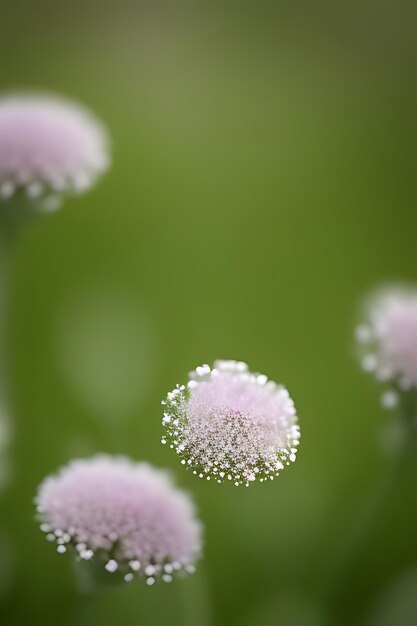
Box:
[1, 1, 417, 625]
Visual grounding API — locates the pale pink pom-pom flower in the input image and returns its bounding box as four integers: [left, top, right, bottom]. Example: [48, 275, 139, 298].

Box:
[356, 286, 417, 408]
[162, 360, 300, 486]
[0, 93, 109, 209]
[36, 455, 202, 585]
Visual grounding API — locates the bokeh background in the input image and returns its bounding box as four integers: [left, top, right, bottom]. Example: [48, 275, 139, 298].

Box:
[1, 1, 417, 625]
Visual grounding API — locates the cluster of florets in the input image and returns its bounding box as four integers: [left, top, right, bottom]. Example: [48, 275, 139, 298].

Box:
[35, 455, 201, 585]
[162, 360, 300, 486]
[0, 93, 109, 211]
[356, 287, 417, 409]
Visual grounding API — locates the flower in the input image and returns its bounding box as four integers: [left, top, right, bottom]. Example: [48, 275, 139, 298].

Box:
[356, 286, 417, 406]
[162, 360, 300, 486]
[35, 455, 202, 585]
[0, 93, 109, 210]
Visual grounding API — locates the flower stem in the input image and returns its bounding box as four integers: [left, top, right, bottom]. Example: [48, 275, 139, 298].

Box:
[72, 563, 212, 626]
[0, 201, 41, 479]
[180, 566, 212, 626]
[0, 222, 16, 479]
[324, 393, 417, 624]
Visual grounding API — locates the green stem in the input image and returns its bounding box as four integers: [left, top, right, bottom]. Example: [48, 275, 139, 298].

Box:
[0, 224, 15, 486]
[180, 565, 212, 626]
[324, 391, 417, 623]
[72, 561, 212, 626]
[0, 201, 40, 486]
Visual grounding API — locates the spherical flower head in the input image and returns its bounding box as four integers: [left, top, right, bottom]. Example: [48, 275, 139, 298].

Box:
[35, 455, 202, 585]
[356, 286, 417, 406]
[0, 93, 109, 211]
[162, 360, 300, 486]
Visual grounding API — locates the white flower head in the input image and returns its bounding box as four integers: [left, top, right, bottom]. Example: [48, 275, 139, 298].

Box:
[36, 455, 202, 585]
[0, 92, 110, 211]
[162, 360, 300, 486]
[356, 286, 417, 402]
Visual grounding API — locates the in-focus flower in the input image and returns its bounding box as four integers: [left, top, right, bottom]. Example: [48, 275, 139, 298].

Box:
[0, 93, 109, 211]
[356, 286, 417, 408]
[162, 360, 300, 486]
[36, 455, 202, 585]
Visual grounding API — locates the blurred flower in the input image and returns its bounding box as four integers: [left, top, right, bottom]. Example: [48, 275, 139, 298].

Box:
[36, 455, 201, 585]
[356, 287, 417, 406]
[0, 93, 109, 210]
[162, 360, 300, 486]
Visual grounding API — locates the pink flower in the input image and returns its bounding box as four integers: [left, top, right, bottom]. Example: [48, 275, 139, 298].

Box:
[36, 456, 202, 585]
[162, 360, 300, 486]
[0, 93, 109, 209]
[356, 287, 417, 401]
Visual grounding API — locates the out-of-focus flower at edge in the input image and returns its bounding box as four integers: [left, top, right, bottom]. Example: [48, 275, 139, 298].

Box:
[0, 92, 109, 216]
[35, 455, 202, 586]
[162, 360, 300, 487]
[356, 286, 417, 410]
[0, 92, 109, 495]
